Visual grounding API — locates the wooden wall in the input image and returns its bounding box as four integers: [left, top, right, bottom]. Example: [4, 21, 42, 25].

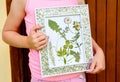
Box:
[6, 0, 120, 82]
[86, 0, 120, 82]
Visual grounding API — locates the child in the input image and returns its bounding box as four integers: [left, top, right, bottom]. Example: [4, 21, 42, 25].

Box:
[2, 0, 105, 82]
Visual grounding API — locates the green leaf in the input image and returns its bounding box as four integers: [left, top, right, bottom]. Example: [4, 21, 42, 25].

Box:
[57, 47, 67, 57]
[70, 50, 80, 62]
[74, 52, 80, 62]
[69, 45, 73, 49]
[63, 45, 68, 49]
[57, 48, 63, 57]
[70, 50, 76, 55]
[48, 19, 60, 32]
[63, 49, 67, 55]
[64, 58, 66, 64]
[74, 32, 80, 40]
[66, 40, 70, 45]
[75, 55, 80, 62]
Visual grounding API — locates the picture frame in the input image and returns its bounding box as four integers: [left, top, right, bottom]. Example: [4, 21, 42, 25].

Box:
[35, 4, 93, 77]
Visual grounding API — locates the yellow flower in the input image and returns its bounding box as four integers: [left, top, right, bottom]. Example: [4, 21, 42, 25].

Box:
[73, 21, 80, 31]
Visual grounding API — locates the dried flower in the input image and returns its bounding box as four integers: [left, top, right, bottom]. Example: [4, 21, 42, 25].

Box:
[73, 21, 80, 31]
[64, 17, 72, 24]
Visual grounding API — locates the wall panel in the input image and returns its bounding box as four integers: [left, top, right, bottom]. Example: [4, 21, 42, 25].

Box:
[117, 0, 120, 82]
[106, 0, 116, 82]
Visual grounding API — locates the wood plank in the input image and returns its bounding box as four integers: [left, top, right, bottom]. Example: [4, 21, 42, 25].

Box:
[96, 0, 106, 82]
[10, 47, 21, 82]
[117, 0, 120, 82]
[106, 0, 117, 82]
[86, 0, 97, 39]
[85, 0, 97, 82]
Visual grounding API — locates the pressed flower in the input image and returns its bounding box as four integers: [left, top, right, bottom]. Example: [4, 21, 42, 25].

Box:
[64, 17, 72, 24]
[73, 21, 80, 31]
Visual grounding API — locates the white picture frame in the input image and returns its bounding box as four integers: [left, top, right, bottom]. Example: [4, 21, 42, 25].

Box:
[35, 4, 93, 77]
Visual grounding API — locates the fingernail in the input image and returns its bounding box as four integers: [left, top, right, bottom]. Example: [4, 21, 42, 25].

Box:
[86, 69, 92, 72]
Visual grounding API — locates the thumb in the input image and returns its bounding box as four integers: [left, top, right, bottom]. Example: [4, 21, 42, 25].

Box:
[30, 25, 42, 34]
[86, 59, 96, 73]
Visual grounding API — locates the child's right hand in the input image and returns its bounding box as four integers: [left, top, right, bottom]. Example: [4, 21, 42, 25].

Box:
[27, 25, 49, 51]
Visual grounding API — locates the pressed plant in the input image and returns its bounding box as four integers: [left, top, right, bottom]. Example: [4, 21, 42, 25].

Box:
[48, 17, 82, 64]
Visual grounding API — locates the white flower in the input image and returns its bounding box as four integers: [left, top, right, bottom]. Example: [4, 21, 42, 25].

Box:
[64, 17, 72, 24]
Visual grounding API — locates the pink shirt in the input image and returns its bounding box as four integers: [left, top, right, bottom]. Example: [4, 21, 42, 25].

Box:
[24, 0, 83, 81]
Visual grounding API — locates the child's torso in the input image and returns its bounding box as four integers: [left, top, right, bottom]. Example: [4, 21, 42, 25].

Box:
[25, 0, 78, 34]
[24, 0, 83, 81]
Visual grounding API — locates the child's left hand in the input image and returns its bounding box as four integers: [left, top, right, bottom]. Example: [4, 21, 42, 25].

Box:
[86, 39, 105, 74]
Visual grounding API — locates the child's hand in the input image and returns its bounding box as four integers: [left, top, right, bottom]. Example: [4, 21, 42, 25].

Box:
[27, 25, 49, 51]
[86, 39, 105, 74]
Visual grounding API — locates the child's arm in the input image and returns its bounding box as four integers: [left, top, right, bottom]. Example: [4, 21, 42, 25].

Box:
[77, 0, 85, 4]
[2, 0, 48, 50]
[2, 0, 27, 48]
[86, 39, 105, 74]
[77, 0, 105, 73]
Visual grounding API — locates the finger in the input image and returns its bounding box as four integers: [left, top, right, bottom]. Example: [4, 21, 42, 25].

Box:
[36, 41, 48, 50]
[92, 66, 101, 74]
[32, 32, 44, 39]
[35, 36, 49, 50]
[37, 34, 48, 42]
[30, 25, 42, 35]
[86, 59, 96, 73]
[94, 65, 105, 73]
[39, 36, 49, 45]
[33, 35, 48, 45]
[32, 31, 47, 42]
